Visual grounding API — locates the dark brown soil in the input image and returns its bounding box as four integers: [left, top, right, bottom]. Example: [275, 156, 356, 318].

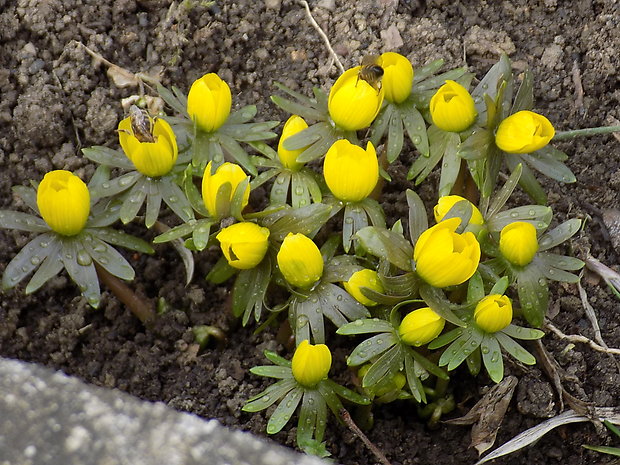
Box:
[1, 1, 619, 464]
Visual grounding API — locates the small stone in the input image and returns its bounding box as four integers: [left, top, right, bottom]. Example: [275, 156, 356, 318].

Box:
[264, 0, 281, 10]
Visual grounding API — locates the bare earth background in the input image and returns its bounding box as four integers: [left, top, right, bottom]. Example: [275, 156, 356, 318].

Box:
[0, 1, 619, 464]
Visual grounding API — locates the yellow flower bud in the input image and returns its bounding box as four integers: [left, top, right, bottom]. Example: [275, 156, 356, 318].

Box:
[216, 222, 270, 270]
[323, 140, 378, 202]
[495, 110, 555, 154]
[430, 80, 477, 132]
[277, 233, 323, 289]
[291, 340, 332, 387]
[343, 269, 383, 306]
[380, 52, 414, 104]
[474, 294, 513, 333]
[37, 170, 90, 236]
[118, 116, 178, 177]
[399, 307, 446, 346]
[499, 221, 539, 267]
[201, 162, 250, 219]
[328, 67, 384, 131]
[187, 73, 232, 133]
[277, 115, 308, 171]
[434, 195, 484, 226]
[414, 217, 480, 288]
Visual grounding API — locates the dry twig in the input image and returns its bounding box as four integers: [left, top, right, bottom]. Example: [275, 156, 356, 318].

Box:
[340, 408, 392, 465]
[544, 321, 620, 356]
[298, 1, 345, 74]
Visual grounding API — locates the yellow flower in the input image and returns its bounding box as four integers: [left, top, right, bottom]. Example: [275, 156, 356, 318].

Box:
[277, 115, 308, 171]
[201, 162, 250, 219]
[118, 116, 178, 177]
[414, 217, 480, 288]
[277, 233, 323, 289]
[292, 340, 332, 387]
[399, 307, 446, 346]
[343, 269, 383, 306]
[380, 52, 414, 104]
[434, 195, 484, 225]
[430, 80, 477, 132]
[474, 294, 513, 333]
[187, 73, 232, 132]
[323, 140, 378, 202]
[499, 221, 539, 267]
[328, 67, 384, 131]
[37, 170, 90, 236]
[495, 110, 555, 154]
[216, 222, 270, 270]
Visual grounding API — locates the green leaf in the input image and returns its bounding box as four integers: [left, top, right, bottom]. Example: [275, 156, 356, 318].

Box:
[264, 350, 292, 367]
[191, 220, 212, 252]
[370, 104, 393, 146]
[159, 178, 195, 223]
[290, 171, 312, 209]
[467, 271, 485, 304]
[428, 327, 463, 350]
[25, 240, 63, 294]
[515, 266, 548, 327]
[538, 252, 584, 271]
[408, 347, 449, 380]
[347, 333, 397, 366]
[322, 256, 361, 283]
[505, 155, 547, 205]
[296, 130, 338, 164]
[459, 129, 493, 161]
[270, 171, 291, 206]
[318, 282, 370, 330]
[90, 171, 141, 199]
[412, 59, 444, 83]
[521, 149, 576, 183]
[2, 233, 58, 290]
[266, 387, 303, 435]
[297, 390, 328, 448]
[501, 324, 544, 340]
[157, 84, 189, 118]
[270, 95, 325, 122]
[472, 54, 512, 122]
[322, 379, 370, 405]
[419, 284, 467, 327]
[356, 226, 414, 271]
[250, 366, 293, 379]
[511, 69, 534, 113]
[218, 134, 257, 177]
[0, 210, 48, 233]
[60, 239, 101, 308]
[227, 105, 257, 125]
[337, 318, 394, 336]
[489, 276, 510, 295]
[343, 203, 369, 253]
[243, 378, 297, 412]
[582, 446, 620, 457]
[264, 203, 332, 241]
[80, 234, 135, 281]
[361, 344, 404, 389]
[486, 163, 522, 217]
[82, 146, 135, 170]
[414, 67, 469, 92]
[481, 334, 504, 383]
[360, 198, 385, 228]
[144, 183, 163, 229]
[233, 258, 271, 325]
[404, 353, 426, 403]
[89, 227, 154, 254]
[408, 125, 448, 184]
[466, 347, 482, 376]
[406, 189, 428, 244]
[495, 332, 536, 365]
[487, 205, 552, 233]
[401, 105, 429, 157]
[120, 179, 147, 224]
[386, 108, 404, 163]
[446, 327, 484, 372]
[538, 219, 582, 251]
[438, 132, 462, 197]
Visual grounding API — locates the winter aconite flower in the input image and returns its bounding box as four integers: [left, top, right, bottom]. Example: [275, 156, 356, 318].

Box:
[187, 73, 232, 132]
[399, 307, 446, 346]
[277, 115, 308, 171]
[323, 140, 378, 202]
[277, 233, 323, 289]
[37, 170, 90, 236]
[499, 221, 539, 266]
[434, 195, 484, 225]
[380, 52, 414, 104]
[495, 110, 555, 154]
[414, 217, 480, 288]
[328, 67, 384, 131]
[474, 294, 513, 333]
[291, 340, 332, 387]
[216, 222, 270, 270]
[343, 269, 383, 306]
[118, 116, 178, 177]
[430, 80, 477, 132]
[202, 162, 250, 219]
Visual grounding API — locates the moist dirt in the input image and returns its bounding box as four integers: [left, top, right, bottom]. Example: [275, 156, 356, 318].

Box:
[0, 1, 619, 464]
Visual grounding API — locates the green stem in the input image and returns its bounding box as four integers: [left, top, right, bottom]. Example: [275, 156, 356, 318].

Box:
[553, 126, 620, 141]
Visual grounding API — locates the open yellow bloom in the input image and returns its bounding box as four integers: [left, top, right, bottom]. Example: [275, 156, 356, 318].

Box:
[187, 73, 232, 133]
[277, 233, 323, 289]
[216, 222, 270, 270]
[499, 221, 539, 266]
[414, 217, 480, 288]
[495, 110, 555, 154]
[474, 294, 513, 333]
[277, 115, 308, 171]
[292, 340, 332, 387]
[434, 195, 484, 225]
[399, 307, 446, 346]
[343, 269, 383, 306]
[430, 80, 477, 132]
[37, 170, 90, 236]
[380, 52, 414, 104]
[118, 116, 178, 177]
[328, 67, 384, 131]
[202, 162, 250, 219]
[323, 140, 378, 202]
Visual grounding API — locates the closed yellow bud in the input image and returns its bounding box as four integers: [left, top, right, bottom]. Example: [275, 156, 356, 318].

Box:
[499, 221, 539, 267]
[118, 116, 178, 177]
[323, 140, 378, 202]
[495, 110, 555, 154]
[292, 340, 332, 387]
[277, 115, 308, 171]
[277, 233, 323, 289]
[343, 269, 383, 306]
[216, 222, 270, 270]
[380, 52, 414, 104]
[399, 307, 446, 346]
[328, 67, 384, 131]
[414, 217, 480, 288]
[430, 80, 477, 132]
[201, 162, 250, 219]
[37, 170, 90, 236]
[474, 294, 513, 333]
[187, 73, 232, 133]
[434, 195, 484, 226]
